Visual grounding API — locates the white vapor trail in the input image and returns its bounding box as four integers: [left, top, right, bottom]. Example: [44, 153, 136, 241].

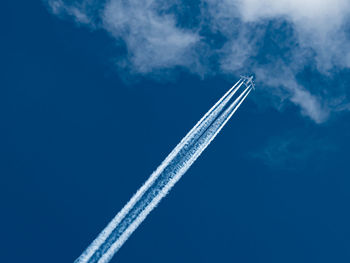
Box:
[75, 79, 252, 263]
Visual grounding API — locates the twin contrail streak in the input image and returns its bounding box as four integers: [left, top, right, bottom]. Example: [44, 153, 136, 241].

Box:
[75, 77, 253, 263]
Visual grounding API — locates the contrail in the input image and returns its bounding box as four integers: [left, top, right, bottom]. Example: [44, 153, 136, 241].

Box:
[75, 77, 253, 263]
[75, 79, 245, 263]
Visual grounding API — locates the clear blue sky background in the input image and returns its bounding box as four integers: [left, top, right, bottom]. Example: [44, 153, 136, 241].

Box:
[1, 1, 350, 263]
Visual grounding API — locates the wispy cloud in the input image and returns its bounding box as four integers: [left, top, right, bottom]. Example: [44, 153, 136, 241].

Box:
[102, 0, 202, 74]
[252, 131, 337, 169]
[47, 0, 95, 24]
[45, 0, 350, 123]
[236, 0, 350, 71]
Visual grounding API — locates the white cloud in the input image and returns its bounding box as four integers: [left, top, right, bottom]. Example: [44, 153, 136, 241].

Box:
[47, 0, 93, 24]
[236, 0, 350, 71]
[45, 0, 350, 123]
[252, 65, 330, 123]
[102, 0, 200, 73]
[205, 0, 350, 122]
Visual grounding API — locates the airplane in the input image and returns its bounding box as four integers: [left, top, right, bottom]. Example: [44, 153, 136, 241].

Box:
[240, 75, 255, 90]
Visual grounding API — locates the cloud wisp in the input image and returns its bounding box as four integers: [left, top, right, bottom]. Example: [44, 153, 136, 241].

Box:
[252, 130, 338, 169]
[74, 78, 252, 263]
[46, 0, 350, 123]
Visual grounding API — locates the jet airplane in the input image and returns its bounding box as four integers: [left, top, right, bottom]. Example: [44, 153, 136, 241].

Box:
[241, 75, 255, 90]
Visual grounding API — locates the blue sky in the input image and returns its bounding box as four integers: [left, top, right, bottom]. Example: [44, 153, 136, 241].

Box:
[1, 1, 350, 262]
